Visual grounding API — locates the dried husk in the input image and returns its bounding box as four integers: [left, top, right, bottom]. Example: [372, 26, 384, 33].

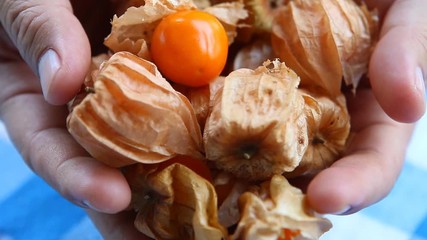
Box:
[285, 88, 350, 177]
[83, 53, 112, 89]
[57, 0, 383, 237]
[203, 2, 249, 45]
[124, 163, 227, 239]
[104, 0, 197, 59]
[67, 51, 203, 167]
[104, 0, 248, 60]
[204, 60, 308, 181]
[230, 175, 332, 240]
[213, 172, 250, 227]
[245, 0, 290, 32]
[68, 53, 111, 111]
[183, 86, 211, 131]
[232, 38, 277, 71]
[271, 0, 378, 96]
[174, 77, 225, 131]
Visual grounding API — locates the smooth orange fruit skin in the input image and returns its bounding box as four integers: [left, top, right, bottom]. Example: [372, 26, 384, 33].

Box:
[151, 10, 228, 87]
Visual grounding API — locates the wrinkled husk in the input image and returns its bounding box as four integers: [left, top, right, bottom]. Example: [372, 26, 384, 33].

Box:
[61, 0, 383, 237]
[68, 53, 111, 111]
[104, 0, 248, 60]
[232, 38, 277, 71]
[214, 172, 250, 227]
[244, 0, 290, 33]
[204, 2, 249, 44]
[67, 51, 203, 167]
[174, 77, 225, 131]
[204, 60, 308, 181]
[285, 88, 350, 177]
[231, 175, 332, 240]
[124, 163, 227, 239]
[104, 0, 197, 59]
[271, 0, 378, 96]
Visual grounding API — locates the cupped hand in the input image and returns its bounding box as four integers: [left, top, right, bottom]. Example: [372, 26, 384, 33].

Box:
[0, 0, 425, 239]
[307, 88, 414, 214]
[0, 0, 145, 238]
[306, 0, 425, 215]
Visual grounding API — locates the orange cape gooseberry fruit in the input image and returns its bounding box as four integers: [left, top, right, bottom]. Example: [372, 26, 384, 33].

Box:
[151, 10, 228, 87]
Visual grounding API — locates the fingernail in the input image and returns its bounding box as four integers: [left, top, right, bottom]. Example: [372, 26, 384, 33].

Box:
[331, 205, 352, 215]
[81, 200, 102, 212]
[38, 49, 60, 102]
[415, 67, 426, 98]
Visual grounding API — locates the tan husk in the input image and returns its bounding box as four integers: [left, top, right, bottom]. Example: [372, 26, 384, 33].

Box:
[67, 51, 203, 167]
[203, 2, 249, 45]
[204, 60, 308, 181]
[232, 37, 277, 71]
[231, 175, 332, 240]
[285, 89, 350, 177]
[214, 172, 250, 227]
[104, 0, 248, 60]
[124, 163, 227, 239]
[68, 53, 111, 111]
[271, 0, 378, 96]
[175, 76, 225, 131]
[61, 0, 378, 237]
[245, 0, 290, 32]
[104, 0, 197, 59]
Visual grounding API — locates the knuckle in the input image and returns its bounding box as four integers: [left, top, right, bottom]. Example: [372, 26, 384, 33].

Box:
[415, 28, 427, 56]
[1, 1, 53, 67]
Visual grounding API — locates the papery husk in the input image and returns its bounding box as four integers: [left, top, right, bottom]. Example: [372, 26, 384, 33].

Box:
[193, 0, 212, 9]
[245, 0, 290, 32]
[203, 2, 249, 45]
[285, 88, 350, 177]
[204, 60, 308, 181]
[68, 53, 111, 111]
[230, 175, 332, 240]
[104, 0, 197, 59]
[271, 0, 378, 96]
[105, 0, 248, 59]
[84, 53, 113, 89]
[213, 172, 250, 227]
[124, 163, 227, 240]
[232, 37, 277, 71]
[217, 183, 246, 228]
[67, 51, 203, 167]
[175, 77, 225, 131]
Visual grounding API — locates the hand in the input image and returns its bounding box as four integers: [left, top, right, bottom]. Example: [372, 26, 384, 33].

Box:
[306, 0, 426, 215]
[306, 88, 414, 214]
[0, 1, 423, 239]
[0, 0, 145, 238]
[367, 0, 426, 123]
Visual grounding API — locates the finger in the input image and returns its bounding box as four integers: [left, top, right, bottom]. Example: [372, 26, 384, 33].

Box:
[86, 210, 150, 240]
[0, 0, 91, 105]
[306, 89, 414, 214]
[369, 0, 427, 123]
[0, 63, 130, 214]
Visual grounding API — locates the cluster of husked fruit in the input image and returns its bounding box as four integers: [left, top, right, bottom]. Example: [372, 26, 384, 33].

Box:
[66, 0, 378, 239]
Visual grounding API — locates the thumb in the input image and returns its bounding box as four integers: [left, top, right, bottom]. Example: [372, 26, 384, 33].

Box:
[369, 0, 426, 123]
[0, 0, 91, 105]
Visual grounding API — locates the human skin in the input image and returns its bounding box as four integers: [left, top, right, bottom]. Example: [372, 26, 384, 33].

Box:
[0, 0, 425, 238]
